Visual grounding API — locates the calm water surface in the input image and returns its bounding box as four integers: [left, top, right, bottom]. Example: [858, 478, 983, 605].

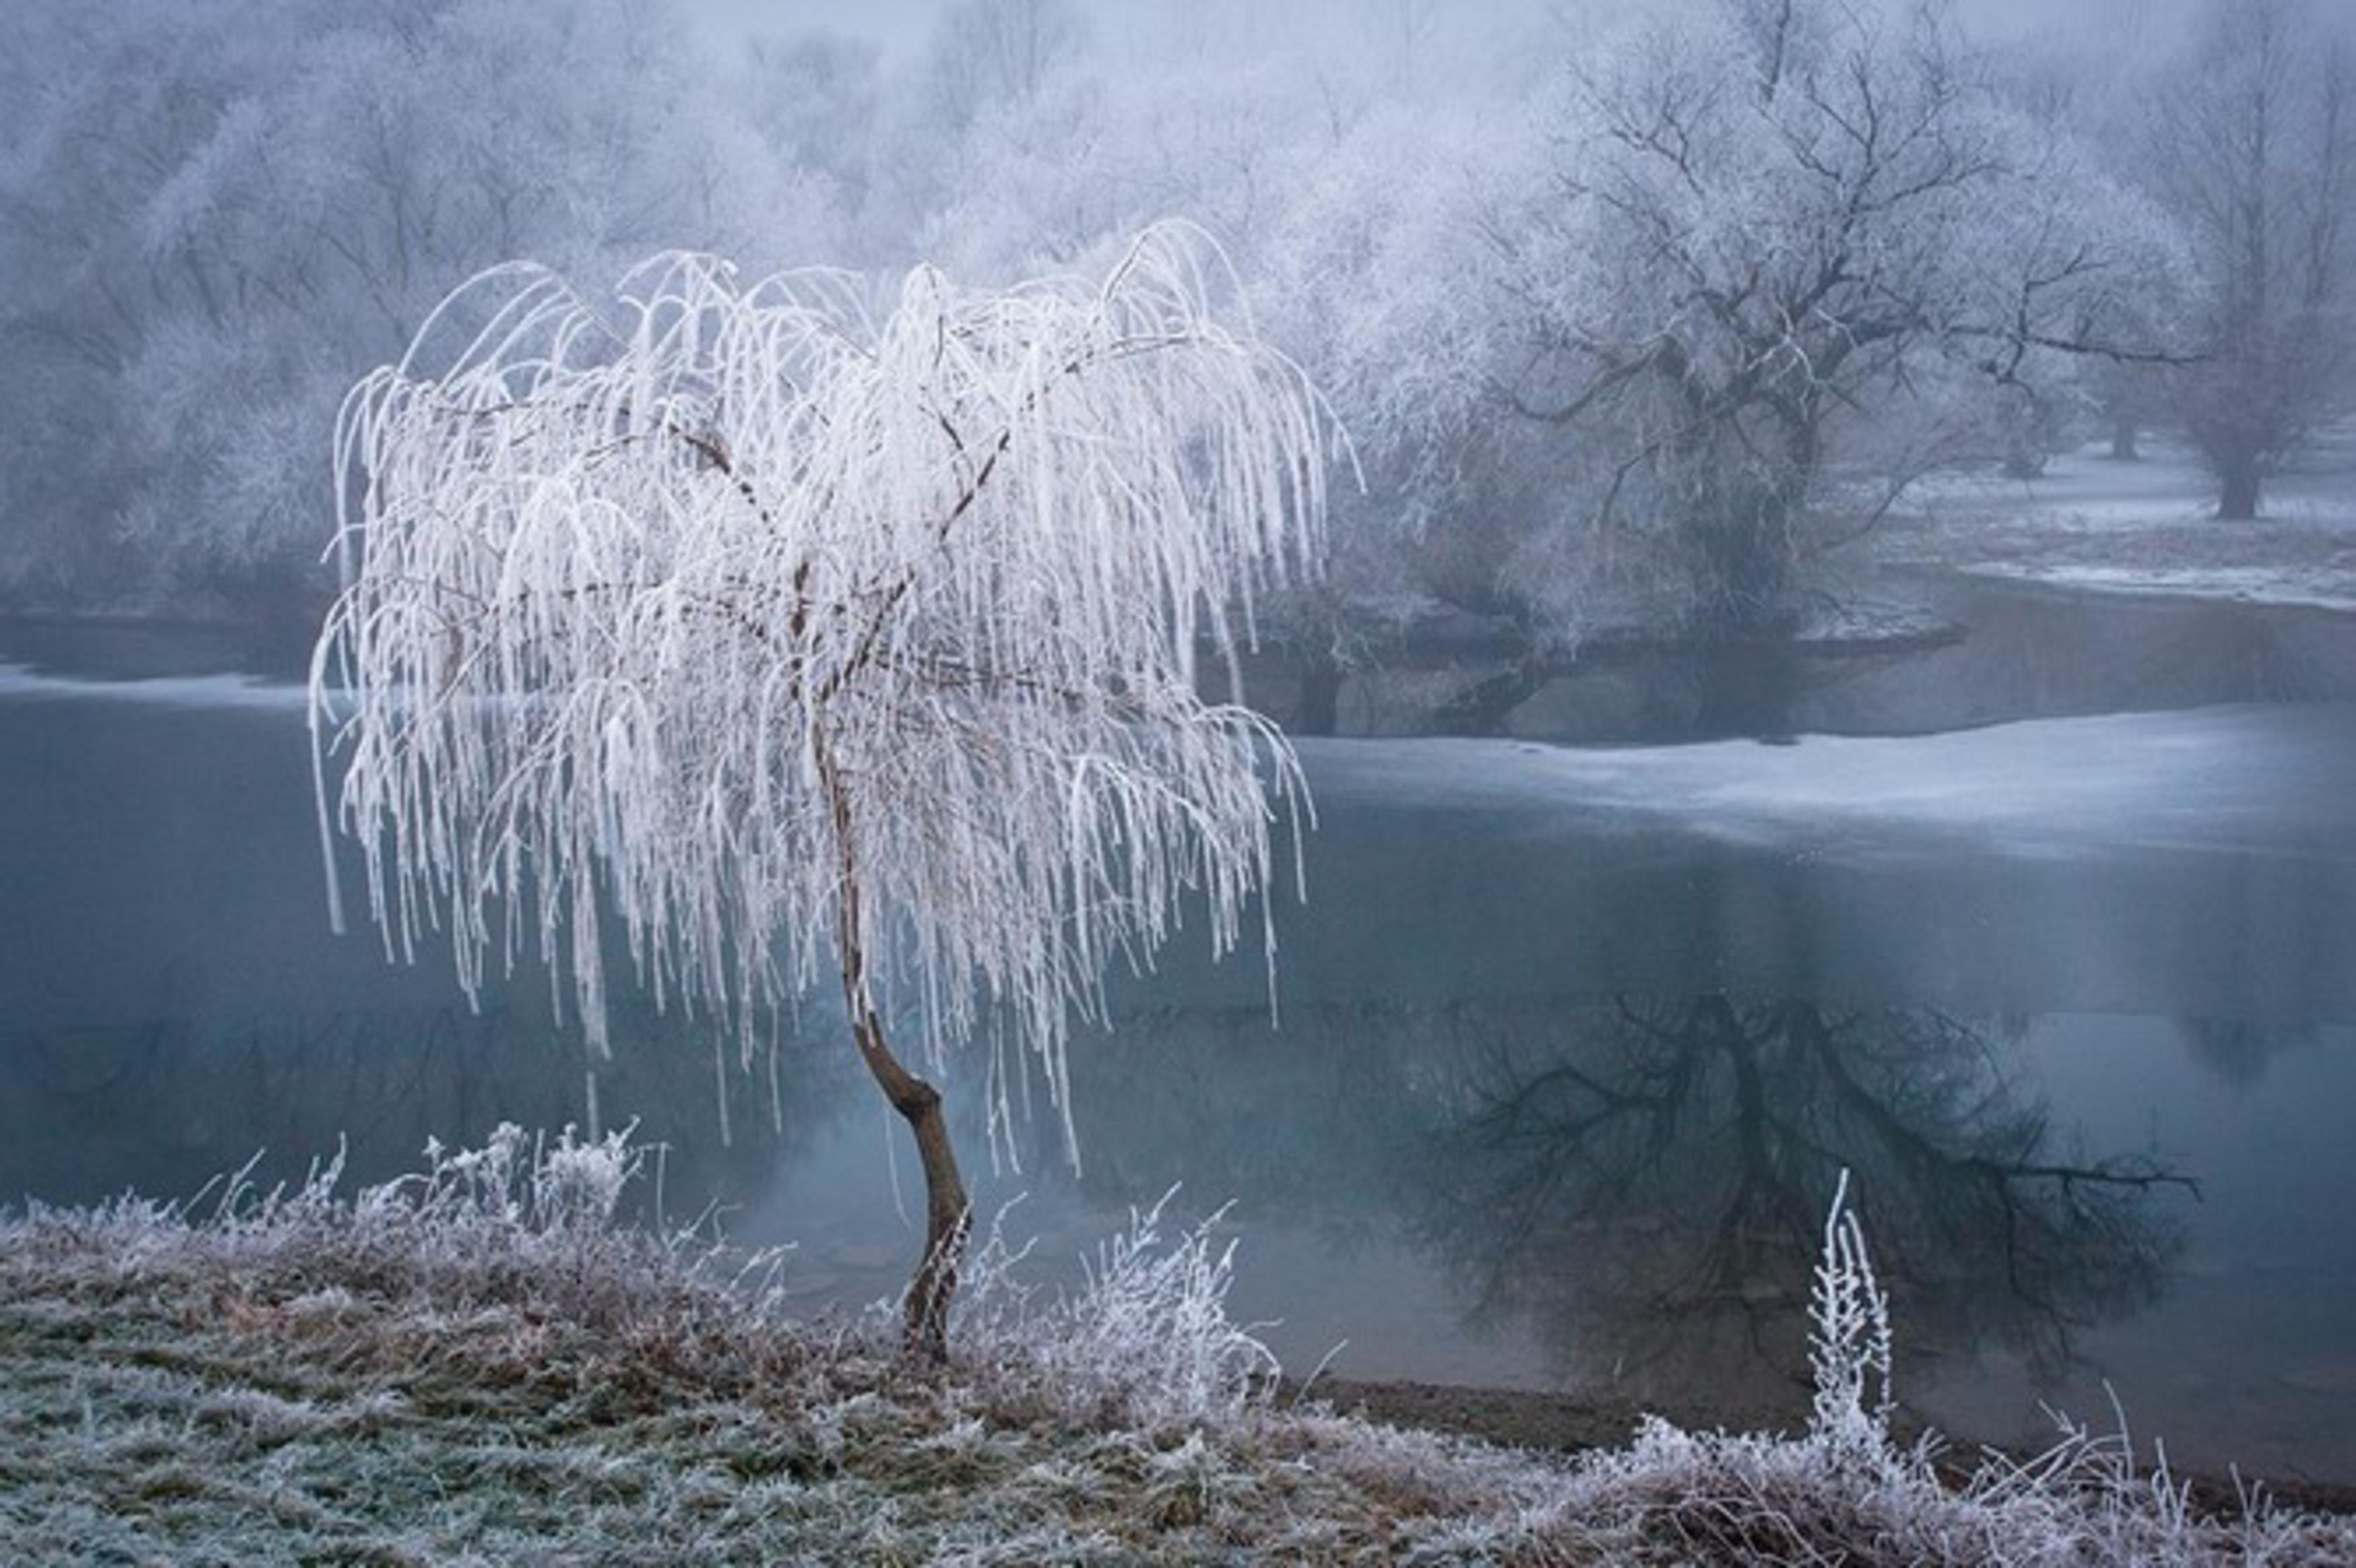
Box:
[2, 622, 2351, 1485]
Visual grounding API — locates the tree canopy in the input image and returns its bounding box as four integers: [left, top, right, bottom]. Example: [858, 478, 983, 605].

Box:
[1482, 0, 2187, 632]
[311, 225, 1336, 1349]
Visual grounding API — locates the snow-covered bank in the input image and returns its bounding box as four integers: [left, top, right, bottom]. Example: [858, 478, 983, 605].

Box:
[0, 660, 303, 711]
[1239, 441, 2356, 740]
[1875, 439, 2356, 613]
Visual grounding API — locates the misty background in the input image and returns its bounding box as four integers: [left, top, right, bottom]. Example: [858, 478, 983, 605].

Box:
[2, 0, 2345, 668]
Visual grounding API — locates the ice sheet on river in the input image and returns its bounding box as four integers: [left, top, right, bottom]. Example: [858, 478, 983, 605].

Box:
[0, 662, 302, 711]
[5, 656, 2346, 861]
[1298, 704, 2356, 863]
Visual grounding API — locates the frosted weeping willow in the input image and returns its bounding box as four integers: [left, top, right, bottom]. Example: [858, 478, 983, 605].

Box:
[309, 226, 1331, 1351]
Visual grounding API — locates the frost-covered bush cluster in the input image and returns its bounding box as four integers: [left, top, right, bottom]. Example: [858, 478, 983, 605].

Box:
[7, 1122, 726, 1337]
[952, 1189, 1278, 1430]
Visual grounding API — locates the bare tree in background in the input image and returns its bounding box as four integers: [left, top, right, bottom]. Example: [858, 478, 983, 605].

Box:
[921, 0, 1089, 137]
[1492, 0, 2186, 636]
[2149, 0, 2355, 519]
[310, 226, 1331, 1358]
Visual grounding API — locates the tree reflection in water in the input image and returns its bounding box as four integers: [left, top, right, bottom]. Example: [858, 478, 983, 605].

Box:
[2172, 1013, 2319, 1091]
[6, 981, 2209, 1427]
[1057, 992, 2200, 1423]
[1422, 995, 2196, 1417]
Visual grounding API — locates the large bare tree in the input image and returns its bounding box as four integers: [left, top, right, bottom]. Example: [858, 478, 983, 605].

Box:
[1491, 0, 2185, 635]
[2147, 0, 2355, 519]
[309, 226, 1332, 1357]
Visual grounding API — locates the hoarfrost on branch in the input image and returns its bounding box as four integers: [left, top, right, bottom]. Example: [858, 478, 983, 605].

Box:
[311, 225, 1336, 1166]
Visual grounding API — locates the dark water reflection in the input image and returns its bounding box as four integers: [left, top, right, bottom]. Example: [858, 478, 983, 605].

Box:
[0, 1001, 856, 1230]
[0, 670, 851, 1219]
[1041, 994, 2194, 1423]
[1793, 571, 2356, 736]
[3, 635, 2354, 1483]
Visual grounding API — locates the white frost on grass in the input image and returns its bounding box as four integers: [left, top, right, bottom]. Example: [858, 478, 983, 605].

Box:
[6, 1128, 2353, 1563]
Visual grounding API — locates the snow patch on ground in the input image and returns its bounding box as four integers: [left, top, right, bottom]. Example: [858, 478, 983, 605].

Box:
[1873, 438, 2356, 612]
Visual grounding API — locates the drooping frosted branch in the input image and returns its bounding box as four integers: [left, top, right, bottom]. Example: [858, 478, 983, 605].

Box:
[312, 224, 1335, 1155]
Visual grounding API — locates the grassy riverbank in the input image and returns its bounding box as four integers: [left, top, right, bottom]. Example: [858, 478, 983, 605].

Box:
[3, 1130, 2349, 1565]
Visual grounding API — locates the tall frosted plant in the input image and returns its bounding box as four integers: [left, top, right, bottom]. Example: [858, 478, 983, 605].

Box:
[310, 225, 1333, 1357]
[1809, 1168, 1895, 1466]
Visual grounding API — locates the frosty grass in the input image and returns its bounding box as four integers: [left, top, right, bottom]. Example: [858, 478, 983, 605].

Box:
[3, 1128, 2349, 1565]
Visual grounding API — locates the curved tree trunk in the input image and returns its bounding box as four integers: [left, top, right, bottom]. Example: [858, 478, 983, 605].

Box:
[1295, 650, 1344, 737]
[847, 993, 970, 1362]
[816, 727, 970, 1361]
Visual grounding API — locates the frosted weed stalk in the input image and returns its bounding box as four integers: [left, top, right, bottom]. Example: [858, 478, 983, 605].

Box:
[1541, 1170, 2356, 1565]
[1807, 1167, 1896, 1468]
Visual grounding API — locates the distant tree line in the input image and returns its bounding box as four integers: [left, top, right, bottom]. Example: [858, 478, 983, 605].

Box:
[0, 0, 2347, 639]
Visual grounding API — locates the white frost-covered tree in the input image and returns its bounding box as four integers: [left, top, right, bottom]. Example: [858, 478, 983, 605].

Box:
[310, 227, 1331, 1356]
[1492, 0, 2189, 635]
[2144, 0, 2356, 518]
[0, 0, 837, 610]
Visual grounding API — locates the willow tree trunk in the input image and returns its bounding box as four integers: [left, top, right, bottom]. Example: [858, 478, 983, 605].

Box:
[817, 729, 970, 1361]
[847, 987, 971, 1362]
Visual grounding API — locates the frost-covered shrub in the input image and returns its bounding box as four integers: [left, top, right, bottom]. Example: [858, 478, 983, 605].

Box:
[5, 1120, 757, 1351]
[1807, 1167, 1898, 1469]
[955, 1188, 1278, 1430]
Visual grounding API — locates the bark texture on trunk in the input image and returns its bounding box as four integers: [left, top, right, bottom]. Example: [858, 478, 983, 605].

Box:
[850, 1003, 970, 1362]
[815, 725, 971, 1361]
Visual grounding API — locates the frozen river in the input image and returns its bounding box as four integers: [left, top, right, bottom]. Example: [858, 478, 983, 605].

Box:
[2, 632, 2352, 1486]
